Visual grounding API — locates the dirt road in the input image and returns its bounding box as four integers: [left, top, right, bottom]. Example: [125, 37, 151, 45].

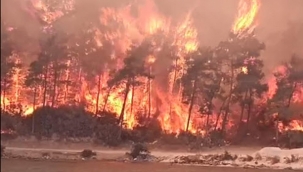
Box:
[1, 159, 292, 172]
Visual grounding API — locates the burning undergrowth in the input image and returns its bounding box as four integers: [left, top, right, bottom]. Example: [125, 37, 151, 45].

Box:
[1, 0, 303, 148]
[1, 106, 302, 149]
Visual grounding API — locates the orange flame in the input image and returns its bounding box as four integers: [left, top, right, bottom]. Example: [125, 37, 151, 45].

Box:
[233, 0, 261, 34]
[2, 0, 302, 136]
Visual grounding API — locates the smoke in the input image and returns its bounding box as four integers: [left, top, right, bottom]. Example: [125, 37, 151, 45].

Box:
[1, 0, 302, 71]
[256, 0, 303, 73]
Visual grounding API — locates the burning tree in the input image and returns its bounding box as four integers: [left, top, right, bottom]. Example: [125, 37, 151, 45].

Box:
[214, 31, 268, 136]
[1, 23, 22, 112]
[107, 42, 154, 127]
[182, 48, 222, 133]
[0, 0, 302, 146]
[26, 31, 69, 108]
[267, 55, 303, 140]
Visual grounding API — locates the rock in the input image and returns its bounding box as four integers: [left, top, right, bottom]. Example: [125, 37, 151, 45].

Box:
[80, 149, 96, 159]
[41, 152, 50, 159]
[239, 155, 253, 162]
[246, 155, 254, 162]
[266, 156, 280, 165]
[254, 153, 262, 160]
[1, 145, 5, 157]
[128, 143, 150, 159]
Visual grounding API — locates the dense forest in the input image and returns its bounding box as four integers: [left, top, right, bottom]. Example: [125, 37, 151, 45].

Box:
[1, 0, 303, 147]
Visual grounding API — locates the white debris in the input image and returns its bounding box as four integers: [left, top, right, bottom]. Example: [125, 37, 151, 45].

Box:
[161, 147, 303, 170]
[255, 147, 303, 157]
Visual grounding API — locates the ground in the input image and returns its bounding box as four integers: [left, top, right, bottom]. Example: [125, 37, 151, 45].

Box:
[1, 159, 293, 172]
[1, 139, 302, 172]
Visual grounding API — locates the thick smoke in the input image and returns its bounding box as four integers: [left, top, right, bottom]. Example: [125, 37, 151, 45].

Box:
[1, 0, 302, 71]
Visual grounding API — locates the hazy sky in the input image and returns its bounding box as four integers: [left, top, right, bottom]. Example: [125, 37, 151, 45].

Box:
[1, 0, 303, 72]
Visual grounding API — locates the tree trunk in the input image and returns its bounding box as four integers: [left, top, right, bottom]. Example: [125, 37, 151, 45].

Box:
[95, 74, 102, 114]
[186, 78, 197, 132]
[64, 71, 70, 103]
[214, 98, 227, 129]
[42, 65, 49, 107]
[239, 91, 248, 126]
[213, 78, 224, 130]
[51, 68, 58, 107]
[286, 82, 297, 108]
[118, 80, 131, 125]
[31, 87, 37, 134]
[275, 120, 280, 145]
[206, 96, 215, 132]
[246, 89, 253, 126]
[148, 76, 151, 120]
[206, 113, 210, 132]
[169, 58, 179, 117]
[221, 60, 234, 134]
[130, 82, 135, 116]
[102, 86, 112, 112]
[2, 79, 7, 111]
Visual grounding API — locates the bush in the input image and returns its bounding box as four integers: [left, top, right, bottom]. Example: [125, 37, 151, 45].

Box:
[1, 111, 24, 138]
[80, 149, 96, 159]
[128, 143, 150, 159]
[1, 111, 25, 132]
[94, 111, 122, 146]
[127, 119, 162, 143]
[25, 105, 96, 138]
[279, 130, 303, 148]
[1, 111, 15, 130]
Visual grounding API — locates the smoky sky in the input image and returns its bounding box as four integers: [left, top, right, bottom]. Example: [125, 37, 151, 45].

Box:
[1, 0, 303, 72]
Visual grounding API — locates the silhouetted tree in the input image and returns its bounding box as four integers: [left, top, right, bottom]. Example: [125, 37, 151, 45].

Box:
[1, 24, 18, 111]
[268, 55, 303, 140]
[107, 42, 153, 127]
[216, 31, 266, 135]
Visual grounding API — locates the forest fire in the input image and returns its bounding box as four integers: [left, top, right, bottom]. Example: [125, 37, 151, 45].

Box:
[232, 0, 260, 34]
[1, 0, 302, 138]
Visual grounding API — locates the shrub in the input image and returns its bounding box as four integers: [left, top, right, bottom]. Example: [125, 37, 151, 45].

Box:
[80, 149, 96, 159]
[128, 118, 162, 143]
[128, 143, 150, 159]
[25, 105, 96, 138]
[1, 111, 24, 138]
[94, 111, 122, 146]
[1, 111, 15, 131]
[279, 130, 303, 148]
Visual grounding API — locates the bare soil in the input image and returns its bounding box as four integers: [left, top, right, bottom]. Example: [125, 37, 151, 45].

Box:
[1, 159, 293, 172]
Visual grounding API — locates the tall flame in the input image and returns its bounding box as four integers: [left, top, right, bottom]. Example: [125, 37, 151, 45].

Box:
[2, 0, 302, 136]
[233, 0, 261, 34]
